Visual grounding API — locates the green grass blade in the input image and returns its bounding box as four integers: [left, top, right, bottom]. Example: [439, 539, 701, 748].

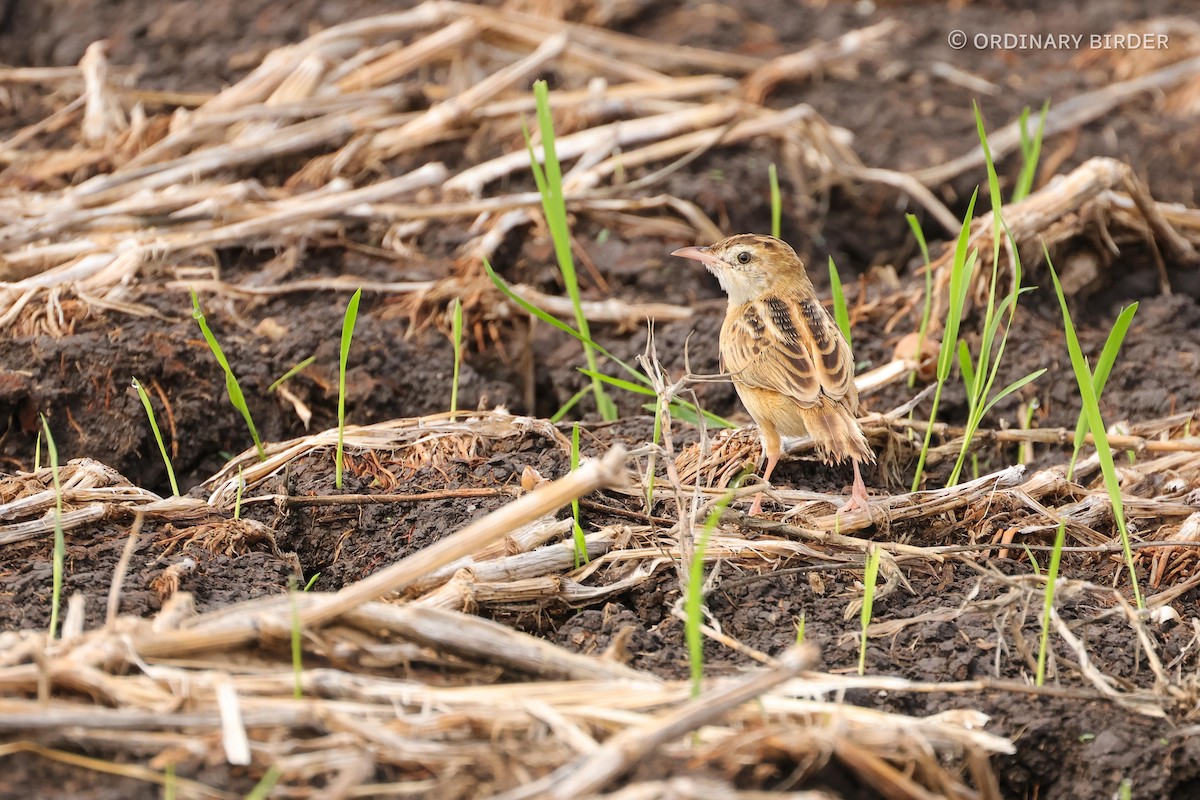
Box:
[1013, 100, 1049, 203]
[450, 297, 464, 417]
[905, 214, 934, 388]
[484, 259, 642, 382]
[268, 355, 315, 393]
[768, 163, 782, 239]
[223, 372, 262, 457]
[858, 546, 882, 676]
[911, 193, 978, 491]
[827, 256, 851, 351]
[1036, 521, 1066, 686]
[191, 290, 266, 461]
[956, 339, 975, 402]
[335, 288, 362, 489]
[981, 368, 1048, 417]
[643, 401, 735, 430]
[570, 423, 589, 568]
[687, 476, 746, 697]
[938, 195, 979, 381]
[974, 102, 1004, 262]
[578, 368, 654, 396]
[488, 266, 736, 433]
[551, 386, 591, 423]
[289, 578, 303, 698]
[528, 80, 616, 420]
[1068, 303, 1138, 476]
[131, 378, 180, 497]
[1024, 545, 1042, 575]
[40, 415, 65, 639]
[980, 287, 1033, 355]
[244, 766, 282, 800]
[973, 103, 1005, 389]
[579, 369, 735, 429]
[1048, 251, 1142, 607]
[190, 291, 233, 374]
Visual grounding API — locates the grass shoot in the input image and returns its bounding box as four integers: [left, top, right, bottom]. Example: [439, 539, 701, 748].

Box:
[268, 355, 315, 393]
[1048, 250, 1142, 607]
[550, 386, 590, 423]
[570, 423, 589, 568]
[945, 104, 1047, 486]
[335, 287, 362, 490]
[827, 256, 852, 351]
[1066, 303, 1138, 480]
[245, 766, 282, 800]
[858, 546, 882, 676]
[1024, 545, 1042, 575]
[190, 290, 266, 461]
[1036, 521, 1066, 686]
[289, 577, 303, 699]
[526, 79, 616, 420]
[234, 466, 244, 520]
[131, 378, 179, 497]
[687, 476, 744, 697]
[40, 415, 65, 639]
[768, 162, 782, 239]
[910, 191, 979, 491]
[1012, 100, 1050, 203]
[450, 297, 464, 418]
[905, 213, 934, 389]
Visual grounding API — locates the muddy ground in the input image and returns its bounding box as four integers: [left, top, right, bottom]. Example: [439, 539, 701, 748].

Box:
[3, 1, 1200, 798]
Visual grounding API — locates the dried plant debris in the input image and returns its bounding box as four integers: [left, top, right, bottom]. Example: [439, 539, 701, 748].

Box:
[0, 1, 901, 338]
[2, 399, 1199, 794]
[3, 3, 1200, 798]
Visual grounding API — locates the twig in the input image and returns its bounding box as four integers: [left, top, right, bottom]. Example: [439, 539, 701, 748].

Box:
[913, 55, 1200, 187]
[744, 20, 902, 104]
[104, 512, 144, 627]
[498, 644, 818, 800]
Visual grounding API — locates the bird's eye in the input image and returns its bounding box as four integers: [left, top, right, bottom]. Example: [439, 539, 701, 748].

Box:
[736, 251, 752, 264]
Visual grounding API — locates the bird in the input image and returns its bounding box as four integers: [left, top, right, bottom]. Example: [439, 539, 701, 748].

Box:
[672, 234, 874, 515]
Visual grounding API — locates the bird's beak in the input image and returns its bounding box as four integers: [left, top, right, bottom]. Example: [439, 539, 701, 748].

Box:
[671, 245, 721, 268]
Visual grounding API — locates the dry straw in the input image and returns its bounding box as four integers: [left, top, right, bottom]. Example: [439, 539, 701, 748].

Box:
[3, 5, 1200, 797]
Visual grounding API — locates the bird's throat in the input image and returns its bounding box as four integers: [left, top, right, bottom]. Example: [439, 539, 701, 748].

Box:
[707, 264, 766, 306]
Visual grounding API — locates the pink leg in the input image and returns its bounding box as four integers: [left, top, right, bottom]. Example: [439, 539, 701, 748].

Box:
[748, 449, 780, 516]
[836, 459, 870, 514]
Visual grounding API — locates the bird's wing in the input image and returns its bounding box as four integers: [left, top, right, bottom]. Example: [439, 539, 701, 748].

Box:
[724, 295, 857, 410]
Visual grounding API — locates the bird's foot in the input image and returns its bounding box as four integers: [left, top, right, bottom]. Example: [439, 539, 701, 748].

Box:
[835, 482, 871, 515]
[748, 491, 765, 516]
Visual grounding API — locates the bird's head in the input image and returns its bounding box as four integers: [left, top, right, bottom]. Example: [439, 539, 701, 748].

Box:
[671, 234, 812, 305]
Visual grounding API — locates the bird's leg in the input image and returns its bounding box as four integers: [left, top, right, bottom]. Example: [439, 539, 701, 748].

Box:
[749, 431, 781, 516]
[836, 459, 870, 514]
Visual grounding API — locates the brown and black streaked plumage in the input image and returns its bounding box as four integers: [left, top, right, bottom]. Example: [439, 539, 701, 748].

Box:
[672, 234, 874, 514]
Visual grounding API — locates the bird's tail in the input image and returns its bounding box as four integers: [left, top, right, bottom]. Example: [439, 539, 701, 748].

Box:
[799, 403, 875, 466]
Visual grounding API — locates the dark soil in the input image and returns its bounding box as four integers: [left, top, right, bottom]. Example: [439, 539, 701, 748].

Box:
[3, 1, 1200, 799]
